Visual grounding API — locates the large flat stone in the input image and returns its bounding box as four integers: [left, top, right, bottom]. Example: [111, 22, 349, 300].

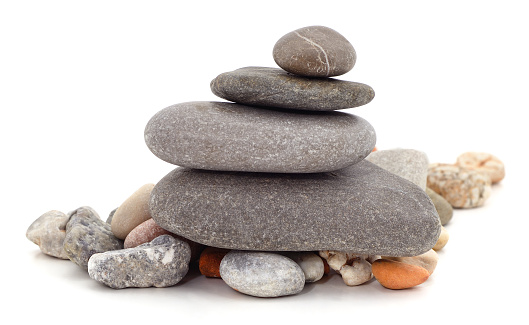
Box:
[144, 101, 375, 173]
[210, 67, 374, 111]
[150, 160, 441, 257]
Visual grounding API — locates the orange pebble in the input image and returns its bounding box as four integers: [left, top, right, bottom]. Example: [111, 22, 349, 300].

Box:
[371, 259, 430, 290]
[372, 146, 377, 152]
[199, 247, 231, 278]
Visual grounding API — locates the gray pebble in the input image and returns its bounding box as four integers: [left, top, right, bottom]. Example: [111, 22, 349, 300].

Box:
[26, 210, 71, 259]
[150, 160, 441, 257]
[426, 188, 453, 225]
[106, 207, 118, 224]
[281, 252, 324, 283]
[220, 251, 305, 297]
[366, 148, 429, 190]
[88, 235, 191, 289]
[144, 101, 376, 173]
[63, 206, 123, 270]
[273, 25, 356, 77]
[210, 67, 374, 111]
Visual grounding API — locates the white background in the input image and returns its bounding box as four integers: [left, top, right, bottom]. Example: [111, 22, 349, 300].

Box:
[1, 1, 527, 323]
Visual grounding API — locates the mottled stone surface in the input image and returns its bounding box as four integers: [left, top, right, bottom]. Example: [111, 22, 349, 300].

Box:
[111, 184, 154, 240]
[88, 235, 191, 289]
[26, 210, 70, 259]
[145, 101, 376, 173]
[281, 252, 324, 283]
[63, 207, 123, 270]
[210, 67, 374, 111]
[220, 251, 305, 297]
[124, 218, 203, 262]
[426, 187, 453, 225]
[456, 152, 505, 183]
[273, 26, 356, 77]
[428, 163, 492, 208]
[366, 149, 429, 190]
[150, 160, 441, 256]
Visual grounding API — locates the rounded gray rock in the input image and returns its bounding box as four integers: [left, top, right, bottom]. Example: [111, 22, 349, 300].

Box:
[210, 67, 374, 111]
[63, 207, 123, 270]
[220, 251, 305, 297]
[426, 187, 453, 225]
[88, 235, 191, 289]
[366, 148, 429, 190]
[150, 160, 441, 256]
[144, 101, 376, 173]
[273, 25, 356, 77]
[26, 210, 71, 259]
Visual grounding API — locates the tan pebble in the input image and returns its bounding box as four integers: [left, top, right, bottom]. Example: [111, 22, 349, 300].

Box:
[456, 152, 505, 183]
[427, 163, 491, 208]
[383, 249, 438, 275]
[433, 226, 449, 251]
[111, 184, 155, 239]
[371, 259, 430, 290]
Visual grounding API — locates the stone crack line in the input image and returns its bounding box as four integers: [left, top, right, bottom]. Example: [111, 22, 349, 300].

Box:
[294, 31, 330, 77]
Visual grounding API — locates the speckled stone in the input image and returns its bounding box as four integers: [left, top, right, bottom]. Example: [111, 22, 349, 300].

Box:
[150, 160, 441, 256]
[210, 67, 374, 111]
[273, 26, 356, 77]
[219, 251, 305, 297]
[124, 218, 203, 262]
[281, 252, 324, 283]
[63, 207, 123, 270]
[366, 149, 429, 190]
[144, 101, 376, 173]
[426, 187, 453, 225]
[26, 210, 71, 259]
[88, 235, 191, 289]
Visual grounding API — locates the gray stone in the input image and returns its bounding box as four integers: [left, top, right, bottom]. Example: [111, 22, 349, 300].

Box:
[106, 207, 118, 224]
[210, 67, 374, 111]
[26, 210, 71, 259]
[219, 251, 305, 297]
[273, 25, 356, 77]
[63, 207, 123, 270]
[281, 252, 324, 283]
[150, 160, 441, 256]
[366, 148, 429, 190]
[88, 235, 191, 289]
[144, 101, 376, 173]
[426, 188, 453, 225]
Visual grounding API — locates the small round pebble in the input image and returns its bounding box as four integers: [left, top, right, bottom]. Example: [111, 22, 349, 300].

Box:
[199, 247, 231, 278]
[220, 251, 305, 298]
[371, 259, 430, 290]
[111, 184, 154, 239]
[456, 152, 505, 183]
[26, 210, 70, 259]
[383, 249, 438, 275]
[273, 25, 356, 77]
[433, 226, 449, 251]
[427, 163, 492, 208]
[426, 187, 453, 225]
[88, 235, 191, 289]
[282, 252, 324, 283]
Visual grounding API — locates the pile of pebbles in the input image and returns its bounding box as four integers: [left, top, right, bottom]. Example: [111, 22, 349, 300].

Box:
[26, 26, 505, 298]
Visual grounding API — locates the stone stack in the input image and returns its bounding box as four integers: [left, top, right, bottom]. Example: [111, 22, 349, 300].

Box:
[143, 26, 441, 296]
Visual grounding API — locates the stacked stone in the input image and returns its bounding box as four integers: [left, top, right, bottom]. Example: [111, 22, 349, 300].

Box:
[143, 26, 441, 297]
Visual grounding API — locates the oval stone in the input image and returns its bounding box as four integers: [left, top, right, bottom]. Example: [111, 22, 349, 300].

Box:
[150, 160, 441, 256]
[210, 67, 374, 111]
[219, 251, 305, 297]
[273, 25, 356, 77]
[144, 101, 376, 173]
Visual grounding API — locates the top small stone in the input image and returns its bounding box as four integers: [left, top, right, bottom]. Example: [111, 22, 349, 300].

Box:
[273, 26, 356, 77]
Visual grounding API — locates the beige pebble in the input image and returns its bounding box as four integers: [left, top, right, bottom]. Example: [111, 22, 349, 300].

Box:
[383, 249, 438, 275]
[318, 250, 378, 286]
[456, 152, 505, 184]
[26, 210, 70, 259]
[111, 184, 155, 239]
[427, 163, 491, 208]
[433, 226, 449, 251]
